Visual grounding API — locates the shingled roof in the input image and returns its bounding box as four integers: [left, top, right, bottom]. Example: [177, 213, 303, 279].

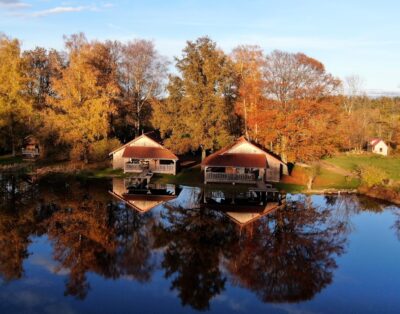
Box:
[202, 153, 267, 168]
[122, 146, 178, 160]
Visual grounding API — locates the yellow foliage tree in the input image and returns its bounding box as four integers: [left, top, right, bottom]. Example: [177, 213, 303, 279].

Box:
[46, 36, 117, 162]
[0, 36, 32, 155]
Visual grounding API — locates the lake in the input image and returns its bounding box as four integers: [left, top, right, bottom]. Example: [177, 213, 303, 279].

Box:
[0, 174, 399, 314]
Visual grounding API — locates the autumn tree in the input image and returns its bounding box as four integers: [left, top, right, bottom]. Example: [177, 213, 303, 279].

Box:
[0, 35, 32, 155]
[114, 40, 168, 141]
[21, 47, 63, 110]
[45, 34, 118, 162]
[231, 45, 265, 139]
[260, 50, 341, 162]
[152, 37, 238, 158]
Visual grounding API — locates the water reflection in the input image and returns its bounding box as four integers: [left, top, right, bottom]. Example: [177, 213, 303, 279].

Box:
[226, 196, 347, 303]
[0, 174, 399, 313]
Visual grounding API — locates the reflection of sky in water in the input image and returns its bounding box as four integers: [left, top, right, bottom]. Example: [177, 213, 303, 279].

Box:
[0, 176, 399, 314]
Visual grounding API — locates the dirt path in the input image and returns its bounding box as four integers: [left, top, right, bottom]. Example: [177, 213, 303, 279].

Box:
[319, 160, 355, 177]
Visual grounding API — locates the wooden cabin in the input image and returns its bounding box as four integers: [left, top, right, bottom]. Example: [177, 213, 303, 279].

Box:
[201, 137, 288, 184]
[368, 138, 389, 156]
[21, 135, 41, 159]
[109, 132, 178, 174]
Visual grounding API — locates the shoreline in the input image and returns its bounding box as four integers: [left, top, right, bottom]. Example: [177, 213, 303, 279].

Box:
[2, 161, 400, 206]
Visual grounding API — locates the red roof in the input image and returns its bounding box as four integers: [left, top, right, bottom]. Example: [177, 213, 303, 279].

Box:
[202, 153, 267, 168]
[122, 146, 178, 160]
[370, 138, 383, 147]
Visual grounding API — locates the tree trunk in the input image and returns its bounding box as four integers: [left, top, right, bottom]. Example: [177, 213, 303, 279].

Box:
[201, 146, 206, 161]
[243, 99, 248, 139]
[280, 135, 288, 163]
[10, 123, 16, 157]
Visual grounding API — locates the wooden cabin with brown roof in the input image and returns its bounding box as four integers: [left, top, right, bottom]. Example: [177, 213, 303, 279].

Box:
[201, 137, 288, 184]
[109, 132, 178, 175]
[21, 135, 41, 159]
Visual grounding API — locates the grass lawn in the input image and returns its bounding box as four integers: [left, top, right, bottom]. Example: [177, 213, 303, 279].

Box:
[312, 167, 360, 189]
[152, 165, 203, 187]
[0, 154, 24, 165]
[79, 167, 127, 179]
[274, 182, 306, 193]
[325, 154, 400, 180]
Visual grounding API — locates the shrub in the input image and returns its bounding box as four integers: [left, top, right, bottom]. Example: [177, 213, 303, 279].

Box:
[90, 138, 121, 162]
[358, 165, 388, 187]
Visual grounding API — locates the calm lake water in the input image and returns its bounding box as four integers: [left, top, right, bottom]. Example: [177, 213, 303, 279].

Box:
[0, 174, 399, 314]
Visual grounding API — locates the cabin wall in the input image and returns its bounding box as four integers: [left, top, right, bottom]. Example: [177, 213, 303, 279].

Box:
[131, 137, 161, 148]
[112, 149, 125, 169]
[228, 142, 261, 154]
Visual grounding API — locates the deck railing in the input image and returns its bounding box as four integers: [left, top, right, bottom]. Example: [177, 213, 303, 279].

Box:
[22, 149, 39, 156]
[205, 172, 256, 183]
[124, 163, 175, 174]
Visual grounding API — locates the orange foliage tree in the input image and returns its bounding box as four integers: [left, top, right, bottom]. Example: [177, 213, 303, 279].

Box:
[259, 50, 341, 162]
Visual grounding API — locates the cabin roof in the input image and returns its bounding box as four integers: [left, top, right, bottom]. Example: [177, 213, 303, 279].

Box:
[202, 153, 267, 168]
[202, 136, 286, 168]
[122, 146, 178, 160]
[123, 194, 177, 201]
[109, 131, 163, 155]
[370, 138, 386, 148]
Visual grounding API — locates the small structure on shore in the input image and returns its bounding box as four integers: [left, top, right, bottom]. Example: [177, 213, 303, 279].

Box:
[21, 135, 41, 160]
[109, 132, 178, 175]
[201, 137, 288, 184]
[368, 138, 388, 156]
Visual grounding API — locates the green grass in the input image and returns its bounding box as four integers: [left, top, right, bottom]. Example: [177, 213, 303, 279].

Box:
[152, 165, 203, 187]
[0, 154, 24, 165]
[274, 182, 307, 193]
[326, 154, 400, 180]
[78, 167, 127, 179]
[312, 167, 360, 189]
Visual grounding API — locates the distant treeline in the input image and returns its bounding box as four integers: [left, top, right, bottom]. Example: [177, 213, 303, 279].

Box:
[0, 33, 399, 163]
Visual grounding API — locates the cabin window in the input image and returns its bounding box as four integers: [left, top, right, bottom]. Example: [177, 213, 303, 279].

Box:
[160, 159, 174, 165]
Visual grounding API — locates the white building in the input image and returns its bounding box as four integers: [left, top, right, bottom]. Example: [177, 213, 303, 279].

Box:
[369, 138, 389, 156]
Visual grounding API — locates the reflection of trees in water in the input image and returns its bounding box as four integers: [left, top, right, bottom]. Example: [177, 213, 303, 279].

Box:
[40, 179, 158, 299]
[0, 174, 37, 282]
[225, 196, 348, 303]
[154, 204, 236, 311]
[0, 175, 158, 299]
[44, 201, 117, 299]
[1, 175, 399, 308]
[113, 206, 156, 282]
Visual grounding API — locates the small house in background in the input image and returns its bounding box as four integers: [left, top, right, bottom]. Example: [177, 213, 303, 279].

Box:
[201, 137, 288, 184]
[109, 132, 178, 175]
[21, 135, 41, 159]
[368, 138, 389, 156]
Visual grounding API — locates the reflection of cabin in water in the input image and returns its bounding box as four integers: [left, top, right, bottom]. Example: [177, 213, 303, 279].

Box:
[203, 187, 285, 227]
[109, 178, 180, 213]
[109, 132, 178, 175]
[201, 137, 288, 184]
[21, 135, 41, 159]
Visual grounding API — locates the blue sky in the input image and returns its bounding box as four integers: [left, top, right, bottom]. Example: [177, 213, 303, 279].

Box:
[1, 0, 399, 92]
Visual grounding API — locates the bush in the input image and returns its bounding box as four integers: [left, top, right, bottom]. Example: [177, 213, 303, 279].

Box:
[90, 138, 121, 162]
[358, 165, 388, 187]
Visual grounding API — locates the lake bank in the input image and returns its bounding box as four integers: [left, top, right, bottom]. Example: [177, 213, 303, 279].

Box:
[2, 152, 400, 205]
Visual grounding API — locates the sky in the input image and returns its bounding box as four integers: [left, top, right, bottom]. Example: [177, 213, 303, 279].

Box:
[1, 0, 399, 93]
